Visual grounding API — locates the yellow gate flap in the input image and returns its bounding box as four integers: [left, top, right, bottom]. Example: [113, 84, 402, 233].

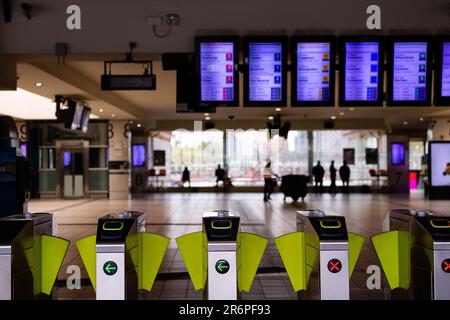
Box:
[139, 232, 170, 291]
[304, 232, 318, 287]
[37, 235, 70, 295]
[274, 232, 306, 292]
[237, 232, 268, 293]
[371, 230, 410, 290]
[348, 232, 365, 278]
[175, 232, 207, 291]
[76, 235, 97, 291]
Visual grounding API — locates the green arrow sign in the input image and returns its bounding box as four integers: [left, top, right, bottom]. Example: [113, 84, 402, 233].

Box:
[215, 260, 230, 274]
[103, 261, 118, 276]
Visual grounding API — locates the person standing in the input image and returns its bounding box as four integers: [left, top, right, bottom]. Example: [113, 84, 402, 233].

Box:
[339, 160, 351, 193]
[329, 160, 337, 194]
[181, 167, 191, 188]
[215, 164, 225, 187]
[263, 161, 278, 201]
[312, 161, 325, 193]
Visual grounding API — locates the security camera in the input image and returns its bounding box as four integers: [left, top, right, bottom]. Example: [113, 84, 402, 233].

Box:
[21, 3, 32, 19]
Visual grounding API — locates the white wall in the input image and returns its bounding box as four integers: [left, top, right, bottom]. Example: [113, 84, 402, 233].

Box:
[0, 0, 449, 54]
[109, 120, 129, 161]
[432, 118, 450, 141]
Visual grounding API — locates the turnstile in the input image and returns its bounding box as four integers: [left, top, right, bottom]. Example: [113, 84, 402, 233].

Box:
[176, 210, 268, 300]
[0, 213, 69, 300]
[76, 210, 169, 300]
[372, 209, 450, 300]
[203, 210, 240, 300]
[274, 210, 364, 300]
[96, 211, 144, 300]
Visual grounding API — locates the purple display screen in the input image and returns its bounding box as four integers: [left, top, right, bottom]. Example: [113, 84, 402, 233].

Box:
[441, 42, 450, 97]
[297, 42, 331, 101]
[430, 143, 450, 187]
[20, 143, 27, 158]
[344, 42, 380, 101]
[391, 143, 405, 165]
[200, 42, 235, 102]
[393, 42, 428, 101]
[132, 144, 146, 167]
[63, 151, 71, 167]
[248, 42, 283, 102]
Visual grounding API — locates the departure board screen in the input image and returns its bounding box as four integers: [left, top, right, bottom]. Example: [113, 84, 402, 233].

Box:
[344, 42, 380, 102]
[200, 42, 236, 102]
[441, 42, 450, 97]
[392, 42, 428, 101]
[248, 42, 283, 102]
[296, 42, 331, 102]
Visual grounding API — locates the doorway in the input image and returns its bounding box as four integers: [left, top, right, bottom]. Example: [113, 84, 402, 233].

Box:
[56, 140, 89, 198]
[63, 150, 84, 197]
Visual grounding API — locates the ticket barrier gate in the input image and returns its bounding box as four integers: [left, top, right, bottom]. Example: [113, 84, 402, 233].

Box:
[274, 210, 364, 300]
[76, 211, 169, 300]
[176, 210, 268, 300]
[0, 213, 69, 300]
[371, 209, 450, 300]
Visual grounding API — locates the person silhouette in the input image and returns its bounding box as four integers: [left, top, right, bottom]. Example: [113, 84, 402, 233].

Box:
[329, 160, 337, 194]
[182, 167, 190, 188]
[312, 161, 325, 193]
[215, 164, 226, 187]
[339, 160, 351, 193]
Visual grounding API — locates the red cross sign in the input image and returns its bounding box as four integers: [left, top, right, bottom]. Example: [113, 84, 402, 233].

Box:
[327, 258, 342, 273]
[441, 259, 450, 273]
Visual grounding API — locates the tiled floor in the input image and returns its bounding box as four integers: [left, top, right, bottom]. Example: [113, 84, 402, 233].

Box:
[28, 191, 450, 300]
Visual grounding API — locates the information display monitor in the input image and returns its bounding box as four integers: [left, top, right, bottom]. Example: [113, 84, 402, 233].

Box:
[291, 36, 336, 106]
[434, 36, 450, 106]
[339, 36, 384, 106]
[243, 36, 287, 107]
[387, 36, 432, 106]
[195, 36, 239, 107]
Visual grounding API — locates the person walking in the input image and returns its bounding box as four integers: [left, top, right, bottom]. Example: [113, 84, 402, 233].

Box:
[263, 161, 278, 201]
[339, 160, 351, 193]
[312, 161, 325, 193]
[329, 160, 337, 194]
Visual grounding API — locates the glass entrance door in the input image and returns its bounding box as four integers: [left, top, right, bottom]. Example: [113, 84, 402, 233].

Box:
[63, 150, 84, 198]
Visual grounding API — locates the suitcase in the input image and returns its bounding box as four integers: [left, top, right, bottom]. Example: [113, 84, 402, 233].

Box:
[280, 174, 310, 202]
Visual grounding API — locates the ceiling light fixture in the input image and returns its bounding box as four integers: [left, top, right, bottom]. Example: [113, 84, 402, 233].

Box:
[419, 117, 424, 122]
[268, 116, 274, 120]
[275, 107, 282, 112]
[339, 112, 345, 116]
[99, 108, 104, 112]
[137, 123, 142, 128]
[205, 116, 211, 121]
[331, 116, 336, 120]
[204, 113, 210, 117]
[349, 108, 355, 111]
[403, 121, 408, 125]
[35, 82, 43, 87]
[112, 114, 116, 118]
